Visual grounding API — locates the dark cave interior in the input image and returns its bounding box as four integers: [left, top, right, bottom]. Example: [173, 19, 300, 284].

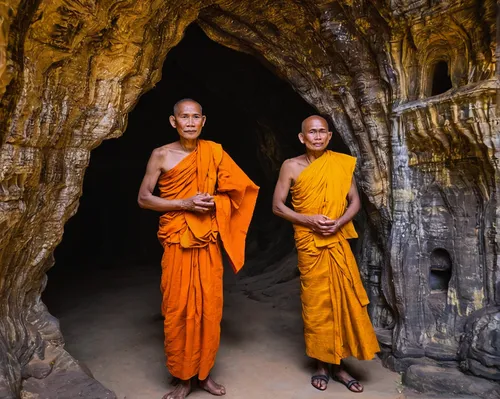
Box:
[431, 61, 453, 96]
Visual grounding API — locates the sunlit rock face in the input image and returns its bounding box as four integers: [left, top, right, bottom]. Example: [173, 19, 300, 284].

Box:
[0, 0, 498, 397]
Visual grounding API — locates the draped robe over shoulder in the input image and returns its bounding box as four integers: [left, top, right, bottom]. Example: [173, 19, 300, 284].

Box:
[157, 140, 258, 380]
[291, 151, 379, 365]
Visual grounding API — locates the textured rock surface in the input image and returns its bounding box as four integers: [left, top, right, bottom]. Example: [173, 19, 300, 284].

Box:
[459, 306, 500, 381]
[0, 0, 498, 398]
[403, 365, 500, 399]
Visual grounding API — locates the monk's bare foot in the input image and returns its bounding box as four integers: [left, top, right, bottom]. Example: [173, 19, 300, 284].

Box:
[199, 375, 226, 396]
[162, 379, 191, 399]
[332, 364, 363, 393]
[311, 360, 329, 391]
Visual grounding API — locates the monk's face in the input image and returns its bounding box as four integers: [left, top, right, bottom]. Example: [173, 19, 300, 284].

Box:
[169, 101, 206, 140]
[299, 117, 332, 151]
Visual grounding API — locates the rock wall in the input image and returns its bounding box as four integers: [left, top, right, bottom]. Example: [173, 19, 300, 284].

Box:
[386, 3, 499, 392]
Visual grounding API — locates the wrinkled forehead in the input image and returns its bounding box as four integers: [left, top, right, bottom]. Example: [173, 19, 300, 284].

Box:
[303, 117, 329, 131]
[176, 101, 202, 115]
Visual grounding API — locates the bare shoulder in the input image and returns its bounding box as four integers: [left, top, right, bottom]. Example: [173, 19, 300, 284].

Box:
[285, 155, 310, 182]
[151, 145, 167, 156]
[280, 156, 305, 180]
[283, 155, 308, 171]
[282, 156, 301, 168]
[149, 145, 173, 173]
[151, 143, 179, 158]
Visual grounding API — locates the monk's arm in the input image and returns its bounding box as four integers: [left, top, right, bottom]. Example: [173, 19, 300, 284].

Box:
[137, 149, 213, 213]
[272, 161, 302, 223]
[272, 161, 326, 230]
[335, 177, 361, 227]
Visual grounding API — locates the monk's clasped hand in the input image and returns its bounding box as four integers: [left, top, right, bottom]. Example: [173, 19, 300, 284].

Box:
[321, 219, 340, 236]
[309, 215, 340, 236]
[184, 192, 215, 213]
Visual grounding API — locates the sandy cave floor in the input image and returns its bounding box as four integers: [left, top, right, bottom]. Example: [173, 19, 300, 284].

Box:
[43, 262, 476, 399]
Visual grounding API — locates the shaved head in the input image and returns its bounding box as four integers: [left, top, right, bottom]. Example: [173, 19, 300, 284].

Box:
[173, 98, 203, 115]
[301, 115, 329, 132]
[298, 115, 332, 151]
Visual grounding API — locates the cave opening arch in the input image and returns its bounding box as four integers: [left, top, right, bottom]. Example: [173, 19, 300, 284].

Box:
[41, 24, 361, 392]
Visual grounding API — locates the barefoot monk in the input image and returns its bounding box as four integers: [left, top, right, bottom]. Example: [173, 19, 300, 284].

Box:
[138, 99, 259, 399]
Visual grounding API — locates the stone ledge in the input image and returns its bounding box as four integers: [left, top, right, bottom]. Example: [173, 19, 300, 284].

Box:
[21, 370, 116, 399]
[403, 365, 500, 399]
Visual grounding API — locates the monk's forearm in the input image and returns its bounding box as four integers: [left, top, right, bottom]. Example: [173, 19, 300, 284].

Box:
[336, 200, 361, 227]
[138, 193, 186, 212]
[273, 202, 311, 227]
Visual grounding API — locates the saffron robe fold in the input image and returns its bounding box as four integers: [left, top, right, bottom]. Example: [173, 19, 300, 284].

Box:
[291, 150, 379, 365]
[157, 139, 259, 380]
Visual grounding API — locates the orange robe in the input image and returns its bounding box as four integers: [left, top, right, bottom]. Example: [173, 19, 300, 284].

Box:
[157, 140, 259, 380]
[291, 151, 379, 364]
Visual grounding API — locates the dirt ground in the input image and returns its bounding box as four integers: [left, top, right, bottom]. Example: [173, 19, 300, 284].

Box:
[44, 263, 475, 399]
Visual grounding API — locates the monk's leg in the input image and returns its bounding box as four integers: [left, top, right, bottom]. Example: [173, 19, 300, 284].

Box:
[162, 379, 191, 399]
[197, 242, 225, 395]
[161, 245, 200, 395]
[199, 376, 226, 396]
[311, 360, 329, 391]
[332, 360, 363, 393]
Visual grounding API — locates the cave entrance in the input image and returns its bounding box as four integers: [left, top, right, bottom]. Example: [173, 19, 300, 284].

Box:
[41, 23, 352, 395]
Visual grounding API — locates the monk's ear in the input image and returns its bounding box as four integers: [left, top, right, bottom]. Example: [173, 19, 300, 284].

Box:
[298, 132, 305, 144]
[169, 115, 177, 128]
[324, 131, 333, 147]
[201, 115, 207, 127]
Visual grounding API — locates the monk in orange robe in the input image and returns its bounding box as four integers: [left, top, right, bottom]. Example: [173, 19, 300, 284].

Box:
[272, 115, 379, 393]
[138, 99, 259, 399]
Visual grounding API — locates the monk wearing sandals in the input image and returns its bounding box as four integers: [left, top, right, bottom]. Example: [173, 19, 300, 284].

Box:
[272, 115, 380, 393]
